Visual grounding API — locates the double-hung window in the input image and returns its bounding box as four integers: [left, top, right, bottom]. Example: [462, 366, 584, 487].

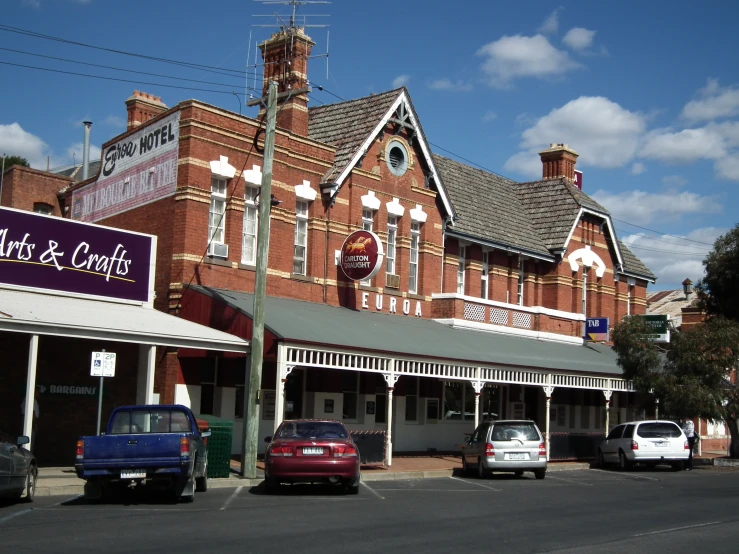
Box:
[361, 209, 374, 286]
[517, 259, 525, 306]
[409, 221, 420, 294]
[242, 186, 258, 265]
[457, 245, 466, 294]
[481, 251, 489, 299]
[208, 177, 227, 245]
[293, 200, 309, 275]
[386, 216, 397, 276]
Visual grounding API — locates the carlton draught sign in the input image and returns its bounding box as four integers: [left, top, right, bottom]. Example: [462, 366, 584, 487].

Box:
[339, 230, 384, 281]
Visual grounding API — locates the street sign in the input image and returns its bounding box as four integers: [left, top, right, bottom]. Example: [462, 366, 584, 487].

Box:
[641, 314, 670, 343]
[91, 351, 116, 377]
[585, 317, 609, 342]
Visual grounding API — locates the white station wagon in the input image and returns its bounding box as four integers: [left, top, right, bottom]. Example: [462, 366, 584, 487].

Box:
[598, 420, 690, 471]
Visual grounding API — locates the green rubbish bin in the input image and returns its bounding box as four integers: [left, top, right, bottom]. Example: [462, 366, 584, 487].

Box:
[195, 414, 233, 479]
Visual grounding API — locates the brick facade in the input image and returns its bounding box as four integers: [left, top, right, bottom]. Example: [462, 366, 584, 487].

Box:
[0, 165, 71, 216]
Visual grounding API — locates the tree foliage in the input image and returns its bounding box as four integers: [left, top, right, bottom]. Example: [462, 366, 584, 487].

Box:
[696, 224, 739, 320]
[1, 155, 30, 170]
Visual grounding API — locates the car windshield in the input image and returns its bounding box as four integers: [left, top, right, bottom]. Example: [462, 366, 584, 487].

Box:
[276, 421, 349, 439]
[109, 409, 190, 434]
[491, 423, 540, 441]
[637, 422, 682, 438]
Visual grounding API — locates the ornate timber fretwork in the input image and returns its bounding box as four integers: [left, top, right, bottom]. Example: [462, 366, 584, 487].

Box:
[388, 103, 416, 145]
[284, 344, 634, 391]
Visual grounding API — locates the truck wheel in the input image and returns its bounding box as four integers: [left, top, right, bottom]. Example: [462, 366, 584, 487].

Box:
[84, 481, 103, 503]
[195, 473, 208, 493]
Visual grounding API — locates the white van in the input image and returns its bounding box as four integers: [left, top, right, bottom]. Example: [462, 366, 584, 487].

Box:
[598, 420, 689, 471]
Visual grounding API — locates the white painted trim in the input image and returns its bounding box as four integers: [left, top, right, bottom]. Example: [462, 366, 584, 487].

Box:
[294, 180, 317, 201]
[409, 204, 427, 223]
[562, 207, 625, 269]
[210, 155, 236, 179]
[361, 190, 381, 210]
[332, 92, 456, 219]
[568, 245, 607, 278]
[434, 318, 585, 345]
[386, 197, 405, 217]
[445, 230, 553, 262]
[431, 293, 586, 321]
[243, 164, 262, 186]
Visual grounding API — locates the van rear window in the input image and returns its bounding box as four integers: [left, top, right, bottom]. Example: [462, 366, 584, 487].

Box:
[637, 422, 682, 438]
[109, 409, 190, 434]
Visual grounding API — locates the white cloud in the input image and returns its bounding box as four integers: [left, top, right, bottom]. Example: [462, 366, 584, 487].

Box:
[539, 7, 564, 34]
[0, 123, 50, 168]
[631, 162, 647, 175]
[428, 78, 473, 92]
[662, 175, 688, 188]
[641, 126, 727, 163]
[715, 154, 739, 181]
[504, 96, 646, 177]
[392, 75, 410, 88]
[562, 28, 596, 51]
[66, 142, 102, 165]
[622, 227, 725, 288]
[477, 34, 582, 88]
[482, 111, 498, 122]
[591, 189, 722, 227]
[681, 78, 739, 123]
[21, 0, 40, 8]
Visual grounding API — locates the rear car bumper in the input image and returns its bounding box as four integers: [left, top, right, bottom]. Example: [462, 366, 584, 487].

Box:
[483, 458, 547, 471]
[627, 451, 689, 462]
[266, 457, 360, 482]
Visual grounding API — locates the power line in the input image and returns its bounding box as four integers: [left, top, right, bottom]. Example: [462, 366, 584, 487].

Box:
[626, 243, 710, 256]
[615, 227, 712, 250]
[612, 217, 716, 247]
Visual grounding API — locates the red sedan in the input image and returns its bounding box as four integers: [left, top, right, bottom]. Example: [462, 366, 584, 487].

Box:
[264, 419, 360, 494]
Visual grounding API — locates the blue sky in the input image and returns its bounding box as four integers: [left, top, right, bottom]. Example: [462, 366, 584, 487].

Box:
[2, 0, 738, 291]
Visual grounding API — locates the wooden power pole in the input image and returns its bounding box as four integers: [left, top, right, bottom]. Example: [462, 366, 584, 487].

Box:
[242, 81, 278, 478]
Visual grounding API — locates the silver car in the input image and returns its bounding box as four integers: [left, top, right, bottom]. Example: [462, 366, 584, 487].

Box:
[0, 433, 37, 502]
[598, 420, 689, 471]
[461, 420, 547, 479]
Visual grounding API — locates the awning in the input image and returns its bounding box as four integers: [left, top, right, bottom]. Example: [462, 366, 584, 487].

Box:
[189, 286, 621, 375]
[0, 288, 249, 353]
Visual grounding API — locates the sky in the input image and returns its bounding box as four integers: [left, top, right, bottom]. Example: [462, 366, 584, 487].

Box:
[1, 0, 738, 291]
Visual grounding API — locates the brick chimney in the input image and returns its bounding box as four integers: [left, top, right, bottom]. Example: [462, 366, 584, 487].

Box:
[126, 91, 167, 130]
[258, 27, 314, 136]
[539, 143, 579, 182]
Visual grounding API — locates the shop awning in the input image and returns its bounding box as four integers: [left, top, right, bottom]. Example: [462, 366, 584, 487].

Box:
[189, 286, 621, 375]
[0, 288, 249, 353]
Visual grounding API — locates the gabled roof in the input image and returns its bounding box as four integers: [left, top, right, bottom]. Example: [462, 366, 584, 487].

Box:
[51, 160, 101, 182]
[307, 87, 455, 218]
[618, 240, 657, 281]
[647, 288, 697, 327]
[432, 154, 551, 258]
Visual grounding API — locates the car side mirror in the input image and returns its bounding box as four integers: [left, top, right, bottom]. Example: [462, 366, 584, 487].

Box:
[264, 436, 272, 443]
[201, 430, 212, 438]
[17, 436, 30, 446]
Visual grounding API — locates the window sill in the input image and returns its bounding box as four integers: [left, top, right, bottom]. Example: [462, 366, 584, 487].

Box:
[407, 293, 424, 301]
[290, 273, 312, 282]
[204, 256, 231, 268]
[359, 284, 381, 293]
[383, 288, 403, 297]
[238, 263, 256, 271]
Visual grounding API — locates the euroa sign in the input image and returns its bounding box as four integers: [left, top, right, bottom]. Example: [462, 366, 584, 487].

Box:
[0, 207, 154, 303]
[339, 230, 384, 281]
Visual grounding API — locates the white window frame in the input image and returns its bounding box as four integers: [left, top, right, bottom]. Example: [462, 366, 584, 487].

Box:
[517, 259, 525, 306]
[627, 284, 632, 316]
[409, 221, 420, 294]
[582, 270, 588, 315]
[457, 245, 466, 294]
[293, 200, 309, 275]
[241, 185, 259, 265]
[209, 176, 227, 245]
[405, 377, 420, 423]
[481, 251, 489, 300]
[442, 381, 475, 422]
[361, 208, 375, 286]
[386, 215, 398, 276]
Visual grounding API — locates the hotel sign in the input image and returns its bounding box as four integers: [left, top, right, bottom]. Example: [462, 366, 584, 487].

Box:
[0, 207, 154, 303]
[71, 111, 180, 222]
[339, 230, 384, 281]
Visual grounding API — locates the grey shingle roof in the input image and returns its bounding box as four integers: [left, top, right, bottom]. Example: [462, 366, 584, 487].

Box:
[308, 88, 402, 183]
[51, 160, 101, 182]
[618, 240, 657, 281]
[432, 154, 551, 257]
[517, 178, 582, 251]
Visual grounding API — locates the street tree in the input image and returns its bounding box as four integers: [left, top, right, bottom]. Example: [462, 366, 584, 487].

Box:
[1, 155, 30, 170]
[696, 224, 739, 321]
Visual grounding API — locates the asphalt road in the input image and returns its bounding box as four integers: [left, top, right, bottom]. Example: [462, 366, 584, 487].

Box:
[2, 466, 739, 553]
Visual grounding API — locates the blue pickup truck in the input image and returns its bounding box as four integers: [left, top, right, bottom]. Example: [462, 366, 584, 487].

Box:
[75, 405, 210, 502]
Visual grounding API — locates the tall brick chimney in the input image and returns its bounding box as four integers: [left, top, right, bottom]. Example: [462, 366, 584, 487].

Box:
[126, 91, 167, 130]
[539, 143, 579, 182]
[258, 27, 314, 136]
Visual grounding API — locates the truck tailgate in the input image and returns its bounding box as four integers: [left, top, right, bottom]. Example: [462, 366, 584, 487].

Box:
[83, 434, 184, 468]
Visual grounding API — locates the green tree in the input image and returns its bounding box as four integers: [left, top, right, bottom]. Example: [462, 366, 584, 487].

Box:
[696, 224, 739, 320]
[612, 309, 739, 457]
[1, 155, 30, 170]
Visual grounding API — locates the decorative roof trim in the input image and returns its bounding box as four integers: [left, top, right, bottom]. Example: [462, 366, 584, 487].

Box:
[294, 180, 317, 201]
[243, 164, 263, 186]
[330, 91, 456, 220]
[386, 197, 405, 217]
[210, 155, 236, 179]
[361, 190, 381, 210]
[409, 204, 427, 223]
[568, 245, 606, 278]
[445, 229, 554, 262]
[562, 208, 624, 267]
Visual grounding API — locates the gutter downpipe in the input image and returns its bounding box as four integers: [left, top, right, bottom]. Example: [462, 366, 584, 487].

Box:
[441, 216, 452, 291]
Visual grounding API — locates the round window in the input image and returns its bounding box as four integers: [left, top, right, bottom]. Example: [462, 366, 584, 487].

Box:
[386, 140, 409, 177]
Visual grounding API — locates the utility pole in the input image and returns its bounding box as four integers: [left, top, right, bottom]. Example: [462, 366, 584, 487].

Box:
[0, 153, 6, 202]
[241, 80, 278, 478]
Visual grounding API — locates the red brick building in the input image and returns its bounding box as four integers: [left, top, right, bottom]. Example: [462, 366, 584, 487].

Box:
[3, 25, 656, 462]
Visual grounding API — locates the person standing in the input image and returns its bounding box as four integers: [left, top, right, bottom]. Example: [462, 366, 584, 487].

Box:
[682, 419, 696, 470]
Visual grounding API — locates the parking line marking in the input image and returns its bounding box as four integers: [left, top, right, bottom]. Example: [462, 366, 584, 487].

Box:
[0, 509, 32, 525]
[590, 469, 659, 481]
[547, 475, 593, 486]
[373, 488, 490, 492]
[633, 521, 722, 537]
[361, 481, 384, 500]
[449, 476, 501, 491]
[47, 494, 83, 508]
[220, 486, 243, 511]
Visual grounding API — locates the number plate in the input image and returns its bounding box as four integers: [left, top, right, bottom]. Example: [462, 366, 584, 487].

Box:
[121, 470, 146, 479]
[303, 447, 324, 455]
[507, 453, 527, 460]
[655, 442, 669, 448]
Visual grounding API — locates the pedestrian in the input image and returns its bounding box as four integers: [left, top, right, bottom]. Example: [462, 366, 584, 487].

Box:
[682, 418, 696, 470]
[20, 387, 40, 451]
